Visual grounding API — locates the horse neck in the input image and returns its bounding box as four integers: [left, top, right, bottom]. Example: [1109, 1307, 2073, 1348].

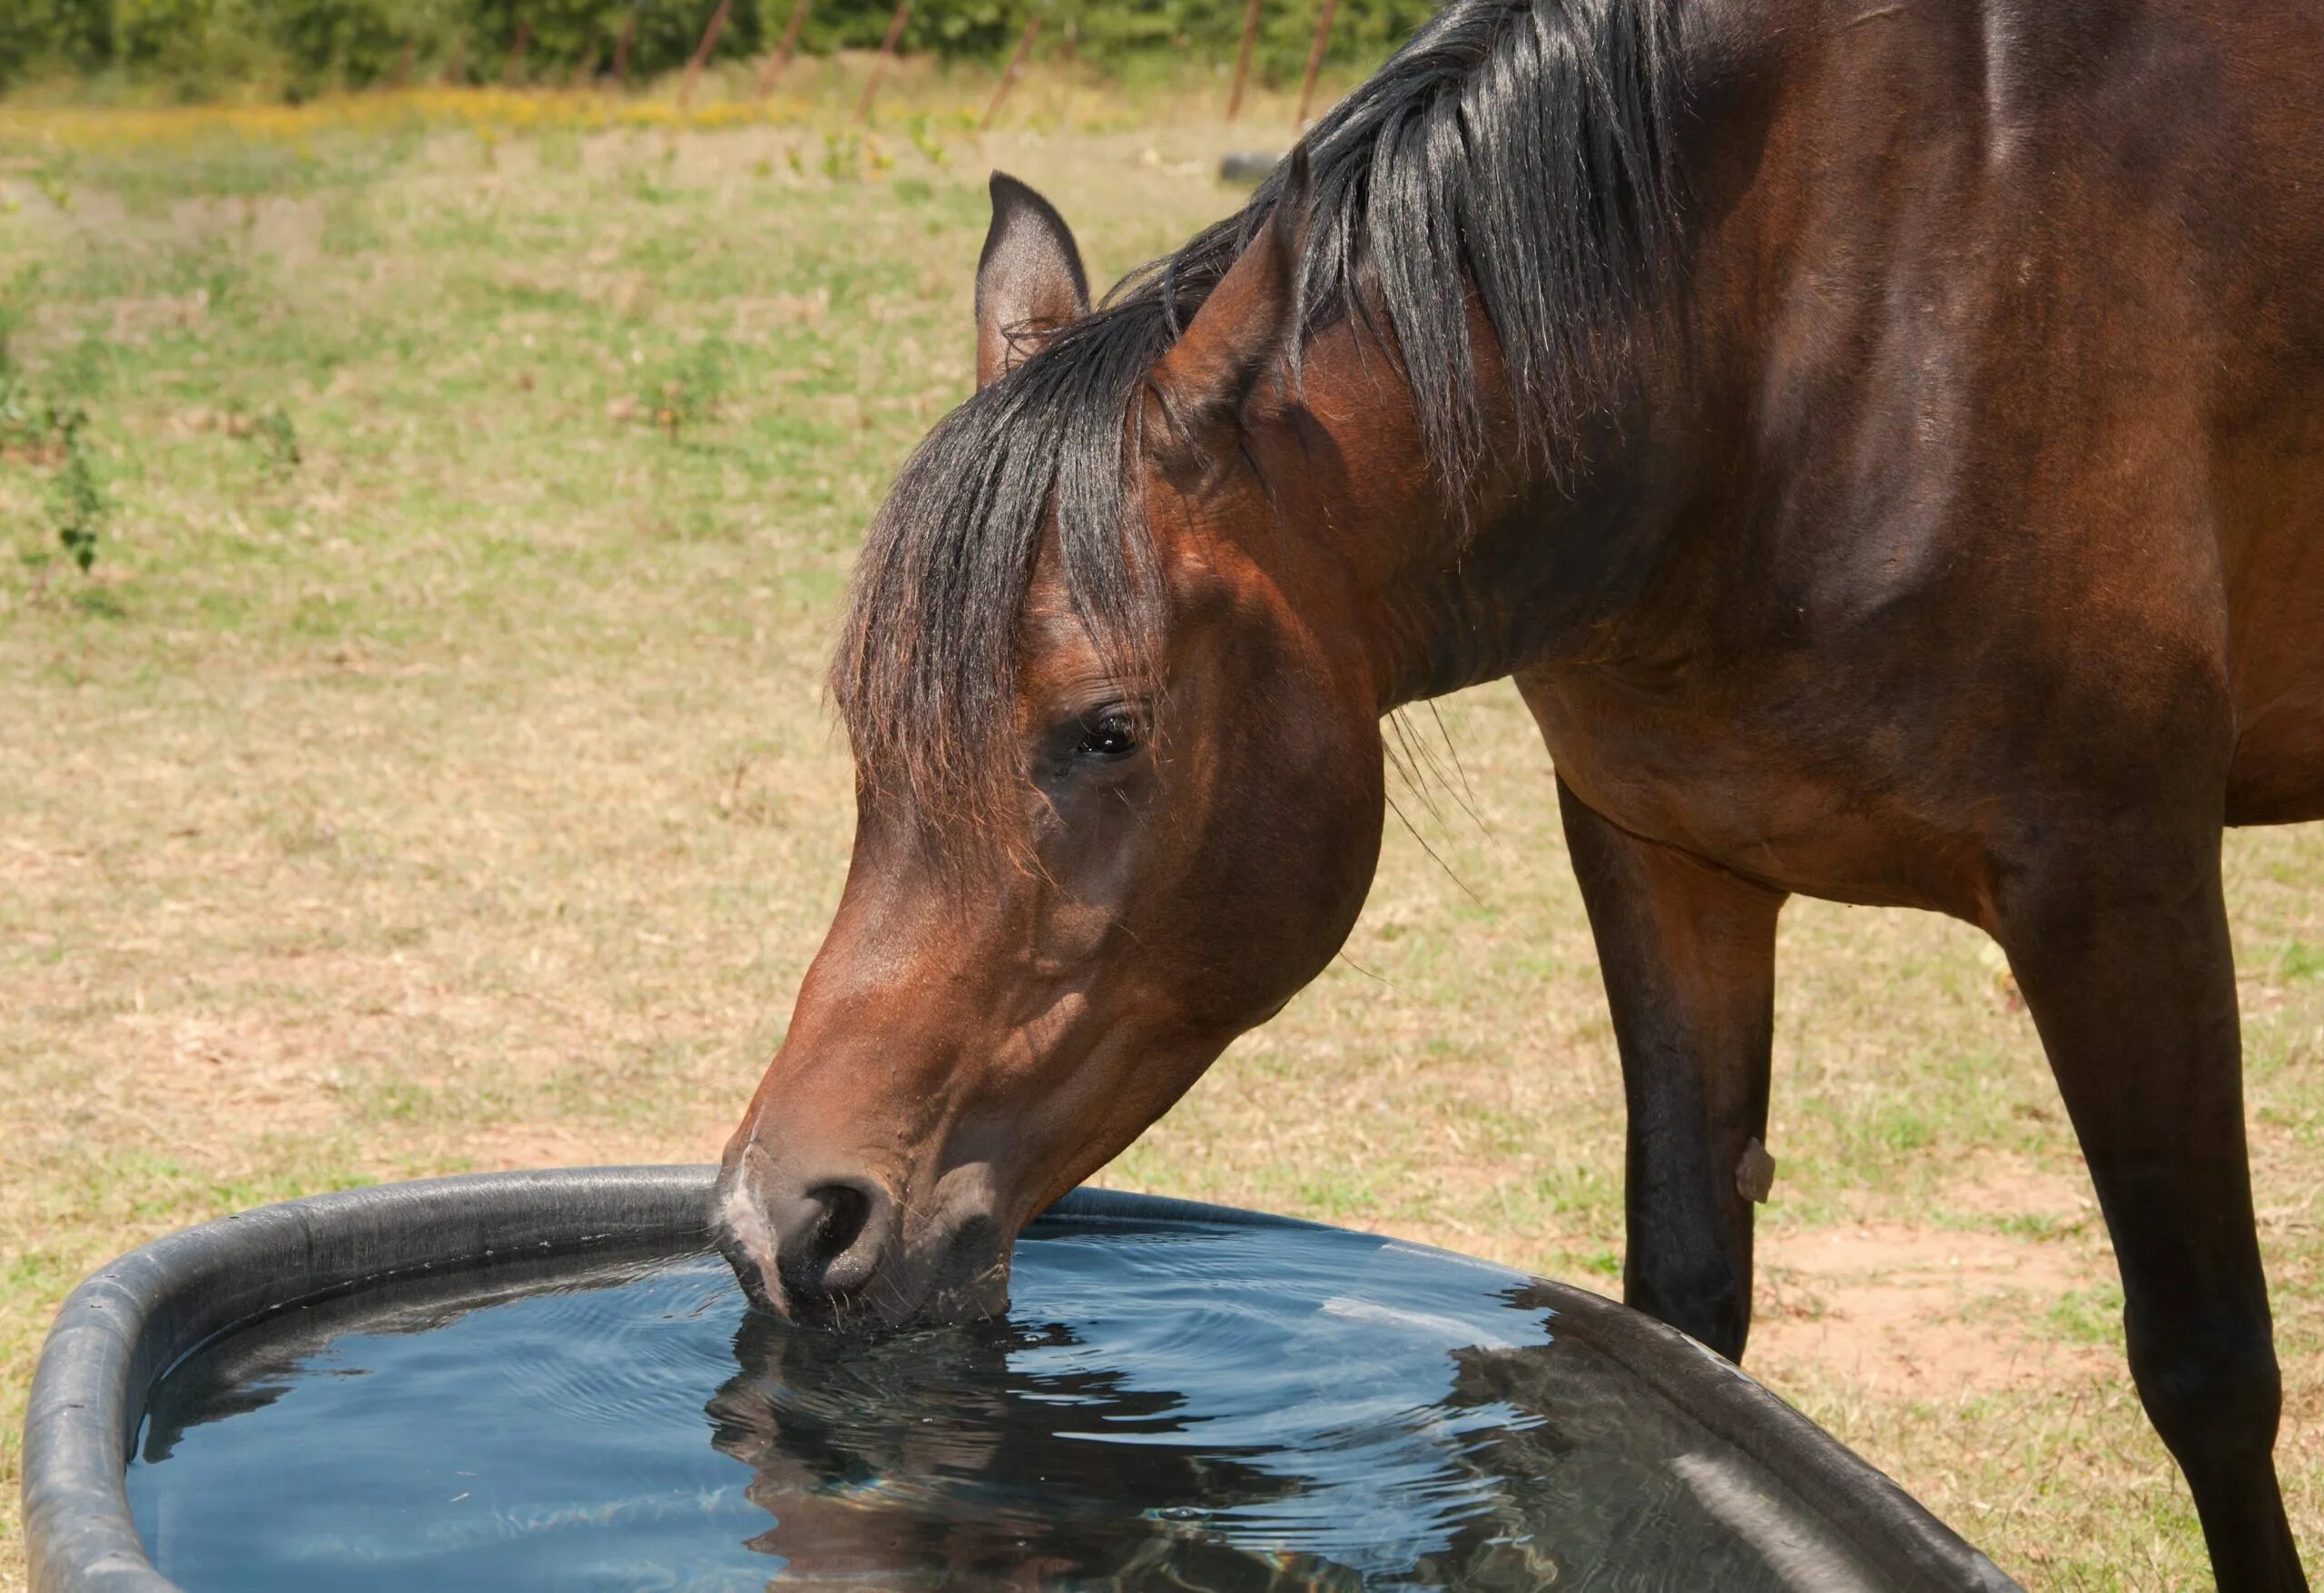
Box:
[1264, 306, 1704, 715]
[1267, 0, 1809, 713]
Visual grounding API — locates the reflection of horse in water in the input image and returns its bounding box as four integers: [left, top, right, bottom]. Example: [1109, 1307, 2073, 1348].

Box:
[701, 1303, 1870, 1591]
[703, 1310, 1353, 1590]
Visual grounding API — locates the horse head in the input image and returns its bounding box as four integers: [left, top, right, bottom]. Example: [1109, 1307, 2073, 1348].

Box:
[714, 158, 1421, 1326]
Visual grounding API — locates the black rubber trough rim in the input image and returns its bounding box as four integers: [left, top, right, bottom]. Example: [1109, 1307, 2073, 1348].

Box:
[23, 1165, 2020, 1592]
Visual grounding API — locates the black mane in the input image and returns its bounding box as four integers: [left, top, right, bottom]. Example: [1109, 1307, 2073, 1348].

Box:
[835, 0, 1681, 829]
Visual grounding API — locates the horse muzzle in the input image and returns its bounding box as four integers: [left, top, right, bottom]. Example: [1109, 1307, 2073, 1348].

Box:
[712, 1145, 1012, 1330]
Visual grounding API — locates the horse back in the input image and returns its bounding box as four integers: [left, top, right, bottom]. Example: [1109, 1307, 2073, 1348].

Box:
[1704, 0, 2324, 826]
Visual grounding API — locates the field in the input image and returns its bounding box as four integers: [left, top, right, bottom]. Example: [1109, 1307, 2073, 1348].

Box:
[4, 71, 2322, 1588]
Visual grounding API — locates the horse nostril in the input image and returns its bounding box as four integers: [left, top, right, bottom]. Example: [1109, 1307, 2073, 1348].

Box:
[806, 1181, 870, 1273]
[772, 1175, 892, 1304]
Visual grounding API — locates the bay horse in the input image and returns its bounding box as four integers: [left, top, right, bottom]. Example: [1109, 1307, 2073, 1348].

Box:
[714, 0, 2324, 1583]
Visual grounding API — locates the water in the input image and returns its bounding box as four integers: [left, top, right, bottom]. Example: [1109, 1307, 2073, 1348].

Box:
[129, 1214, 1883, 1590]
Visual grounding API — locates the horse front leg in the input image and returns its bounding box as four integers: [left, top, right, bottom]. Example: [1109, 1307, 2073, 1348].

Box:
[1995, 830, 2306, 1591]
[1558, 778, 1785, 1362]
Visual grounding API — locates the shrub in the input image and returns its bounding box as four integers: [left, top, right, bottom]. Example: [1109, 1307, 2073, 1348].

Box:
[0, 0, 111, 84]
[0, 0, 1429, 93]
[274, 0, 412, 88]
[456, 0, 764, 82]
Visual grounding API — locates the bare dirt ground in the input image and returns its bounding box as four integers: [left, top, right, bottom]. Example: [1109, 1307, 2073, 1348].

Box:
[3, 83, 2320, 1588]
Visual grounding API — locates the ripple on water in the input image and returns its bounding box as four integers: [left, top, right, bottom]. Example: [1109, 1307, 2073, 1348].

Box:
[129, 1216, 1886, 1590]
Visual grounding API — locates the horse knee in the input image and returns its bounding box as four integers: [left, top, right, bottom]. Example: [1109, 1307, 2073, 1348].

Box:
[2125, 1299, 2282, 1468]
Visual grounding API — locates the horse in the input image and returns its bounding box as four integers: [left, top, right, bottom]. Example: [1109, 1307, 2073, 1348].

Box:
[710, 1, 2324, 1583]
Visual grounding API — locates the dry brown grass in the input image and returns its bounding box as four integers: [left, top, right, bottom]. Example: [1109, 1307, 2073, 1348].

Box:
[2, 84, 2321, 1589]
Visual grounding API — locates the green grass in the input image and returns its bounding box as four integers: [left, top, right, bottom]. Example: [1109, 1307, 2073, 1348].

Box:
[3, 89, 2322, 1591]
[2049, 1285, 2131, 1350]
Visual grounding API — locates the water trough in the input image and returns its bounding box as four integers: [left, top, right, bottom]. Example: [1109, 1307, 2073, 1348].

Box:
[25, 1166, 2018, 1590]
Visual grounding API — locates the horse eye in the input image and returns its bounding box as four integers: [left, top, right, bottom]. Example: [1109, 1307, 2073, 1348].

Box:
[1076, 711, 1139, 760]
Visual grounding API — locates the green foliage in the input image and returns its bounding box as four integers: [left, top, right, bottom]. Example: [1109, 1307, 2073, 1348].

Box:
[247, 402, 302, 480]
[900, 113, 946, 167]
[1, 269, 110, 579]
[644, 336, 730, 443]
[0, 0, 112, 84]
[113, 0, 213, 68]
[274, 0, 414, 89]
[818, 125, 862, 180]
[0, 264, 32, 372]
[46, 402, 107, 571]
[2046, 1283, 2128, 1348]
[2, 399, 111, 581]
[0, 0, 1432, 93]
[456, 0, 763, 85]
[84, 0, 280, 93]
[781, 0, 1435, 79]
[611, 0, 767, 79]
[1051, 0, 1435, 82]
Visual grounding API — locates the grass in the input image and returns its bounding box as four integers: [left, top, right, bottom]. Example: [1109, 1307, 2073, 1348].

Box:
[4, 76, 2323, 1590]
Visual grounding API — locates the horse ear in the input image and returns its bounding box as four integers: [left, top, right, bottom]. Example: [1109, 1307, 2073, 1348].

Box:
[1149, 147, 1314, 444]
[976, 172, 1090, 388]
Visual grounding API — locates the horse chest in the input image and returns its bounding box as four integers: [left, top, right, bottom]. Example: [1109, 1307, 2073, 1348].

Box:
[1512, 660, 1994, 919]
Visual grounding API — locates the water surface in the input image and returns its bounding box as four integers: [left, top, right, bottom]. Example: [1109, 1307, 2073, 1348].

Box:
[130, 1213, 1877, 1589]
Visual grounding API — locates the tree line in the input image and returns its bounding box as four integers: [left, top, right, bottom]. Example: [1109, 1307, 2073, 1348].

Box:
[2, 0, 1435, 97]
